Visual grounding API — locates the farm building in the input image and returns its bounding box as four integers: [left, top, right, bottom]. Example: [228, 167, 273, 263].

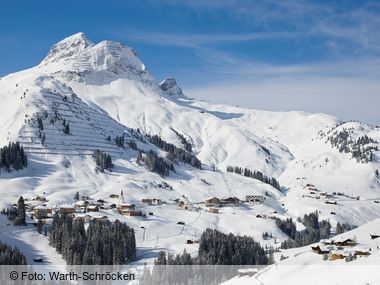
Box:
[336, 238, 356, 247]
[370, 234, 380, 240]
[178, 201, 188, 210]
[75, 200, 89, 208]
[34, 196, 47, 202]
[118, 203, 142, 217]
[92, 215, 109, 221]
[87, 205, 99, 212]
[246, 195, 266, 204]
[142, 198, 162, 205]
[208, 208, 219, 214]
[204, 197, 221, 207]
[73, 214, 91, 222]
[354, 249, 371, 257]
[59, 206, 76, 215]
[80, 195, 90, 201]
[221, 196, 240, 205]
[34, 206, 52, 219]
[322, 238, 356, 247]
[329, 252, 347, 261]
[311, 245, 330, 254]
[122, 210, 142, 217]
[118, 203, 135, 212]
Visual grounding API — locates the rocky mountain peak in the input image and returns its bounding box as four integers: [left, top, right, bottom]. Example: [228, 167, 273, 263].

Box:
[41, 32, 93, 64]
[159, 78, 187, 99]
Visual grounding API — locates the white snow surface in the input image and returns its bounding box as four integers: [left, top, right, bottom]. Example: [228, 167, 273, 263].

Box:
[0, 33, 380, 268]
[224, 218, 380, 285]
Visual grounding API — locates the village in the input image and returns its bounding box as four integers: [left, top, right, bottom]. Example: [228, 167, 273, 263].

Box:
[310, 233, 380, 261]
[298, 182, 377, 210]
[12, 189, 272, 245]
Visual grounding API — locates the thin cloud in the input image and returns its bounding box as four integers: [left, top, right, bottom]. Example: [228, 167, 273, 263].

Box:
[186, 76, 380, 125]
[193, 47, 380, 77]
[151, 0, 380, 55]
[117, 30, 296, 48]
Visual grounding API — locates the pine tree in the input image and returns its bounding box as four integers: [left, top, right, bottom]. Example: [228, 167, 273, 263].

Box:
[37, 214, 43, 234]
[64, 122, 70, 134]
[0, 241, 27, 265]
[13, 196, 26, 226]
[0, 142, 27, 172]
[37, 117, 44, 130]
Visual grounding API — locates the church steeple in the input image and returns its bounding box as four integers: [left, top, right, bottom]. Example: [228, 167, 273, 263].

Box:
[120, 190, 125, 204]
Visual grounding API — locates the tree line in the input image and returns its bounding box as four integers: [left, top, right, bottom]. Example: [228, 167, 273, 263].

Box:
[146, 134, 202, 169]
[327, 130, 378, 163]
[155, 228, 268, 266]
[278, 211, 332, 249]
[49, 213, 136, 265]
[0, 241, 26, 265]
[137, 150, 175, 177]
[171, 128, 192, 152]
[226, 166, 280, 190]
[92, 150, 113, 172]
[336, 222, 357, 235]
[2, 196, 27, 226]
[141, 228, 269, 285]
[0, 142, 27, 172]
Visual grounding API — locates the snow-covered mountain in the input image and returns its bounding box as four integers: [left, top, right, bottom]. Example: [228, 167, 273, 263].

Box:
[0, 32, 379, 265]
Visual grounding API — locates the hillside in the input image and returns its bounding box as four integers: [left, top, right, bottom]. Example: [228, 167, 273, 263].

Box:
[0, 33, 379, 266]
[224, 217, 380, 285]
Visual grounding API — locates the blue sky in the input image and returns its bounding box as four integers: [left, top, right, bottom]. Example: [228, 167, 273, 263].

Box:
[1, 0, 379, 124]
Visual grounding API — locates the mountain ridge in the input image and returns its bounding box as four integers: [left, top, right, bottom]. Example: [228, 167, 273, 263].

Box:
[0, 33, 379, 265]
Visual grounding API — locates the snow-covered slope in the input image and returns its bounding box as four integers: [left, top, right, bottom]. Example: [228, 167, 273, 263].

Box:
[0, 33, 380, 265]
[224, 218, 380, 285]
[0, 72, 127, 156]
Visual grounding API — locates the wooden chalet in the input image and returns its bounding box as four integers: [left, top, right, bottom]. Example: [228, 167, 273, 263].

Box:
[34, 206, 52, 219]
[354, 249, 371, 257]
[59, 206, 76, 215]
[87, 205, 100, 212]
[142, 198, 162, 205]
[370, 234, 380, 240]
[246, 195, 266, 204]
[117, 204, 142, 217]
[221, 196, 240, 205]
[329, 252, 346, 261]
[75, 200, 89, 208]
[336, 238, 356, 247]
[34, 196, 47, 202]
[208, 207, 219, 214]
[204, 197, 221, 207]
[178, 201, 188, 210]
[311, 245, 330, 254]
